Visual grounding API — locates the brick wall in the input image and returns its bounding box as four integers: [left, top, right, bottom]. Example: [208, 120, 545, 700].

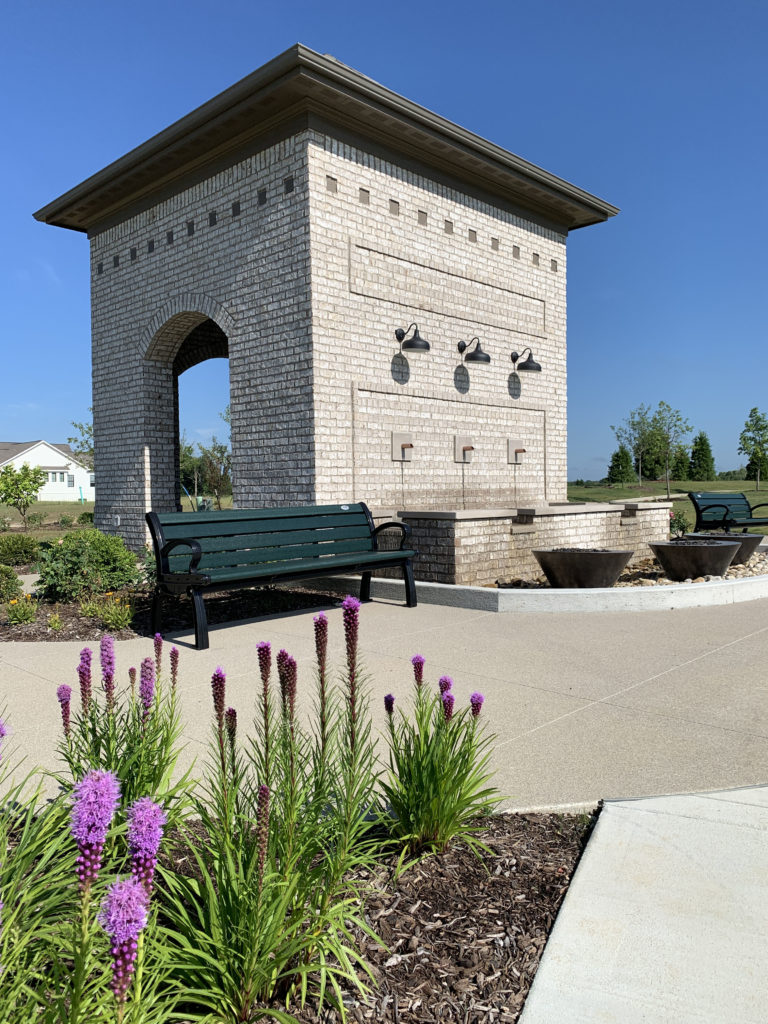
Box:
[400, 504, 671, 585]
[306, 133, 567, 511]
[89, 135, 315, 547]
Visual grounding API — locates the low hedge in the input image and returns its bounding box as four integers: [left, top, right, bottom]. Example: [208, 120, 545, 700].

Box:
[36, 529, 140, 602]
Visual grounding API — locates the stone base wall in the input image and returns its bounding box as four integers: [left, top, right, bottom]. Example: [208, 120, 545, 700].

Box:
[396, 502, 671, 586]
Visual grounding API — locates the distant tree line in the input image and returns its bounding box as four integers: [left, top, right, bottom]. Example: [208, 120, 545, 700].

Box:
[599, 404, 768, 493]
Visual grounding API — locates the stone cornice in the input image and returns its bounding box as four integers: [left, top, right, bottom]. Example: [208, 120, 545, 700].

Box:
[34, 44, 618, 234]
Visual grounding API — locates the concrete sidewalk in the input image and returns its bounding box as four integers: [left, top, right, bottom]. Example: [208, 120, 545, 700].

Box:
[1, 594, 768, 805]
[520, 785, 768, 1024]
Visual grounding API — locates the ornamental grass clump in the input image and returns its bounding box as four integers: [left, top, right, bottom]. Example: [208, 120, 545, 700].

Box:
[381, 655, 500, 857]
[55, 635, 187, 818]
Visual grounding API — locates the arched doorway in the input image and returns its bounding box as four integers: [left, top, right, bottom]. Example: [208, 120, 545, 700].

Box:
[140, 302, 234, 523]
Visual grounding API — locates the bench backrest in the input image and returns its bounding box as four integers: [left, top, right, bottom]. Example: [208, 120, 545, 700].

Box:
[688, 491, 752, 525]
[148, 503, 377, 575]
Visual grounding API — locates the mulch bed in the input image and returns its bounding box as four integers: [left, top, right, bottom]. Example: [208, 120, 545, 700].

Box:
[164, 812, 595, 1024]
[0, 586, 341, 642]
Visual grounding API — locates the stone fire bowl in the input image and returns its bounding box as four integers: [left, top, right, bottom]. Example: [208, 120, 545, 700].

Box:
[684, 532, 763, 566]
[532, 548, 634, 589]
[650, 539, 740, 581]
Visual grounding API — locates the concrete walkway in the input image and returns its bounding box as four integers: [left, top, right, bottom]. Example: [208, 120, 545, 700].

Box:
[2, 595, 767, 1019]
[2, 594, 768, 804]
[520, 785, 768, 1024]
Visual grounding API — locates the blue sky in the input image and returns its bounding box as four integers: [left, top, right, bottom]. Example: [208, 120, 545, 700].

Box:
[2, 0, 766, 480]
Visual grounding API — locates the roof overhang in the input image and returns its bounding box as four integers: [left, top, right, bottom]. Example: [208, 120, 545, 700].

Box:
[34, 44, 618, 235]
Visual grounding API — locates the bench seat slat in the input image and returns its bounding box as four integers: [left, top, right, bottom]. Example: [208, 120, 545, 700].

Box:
[165, 524, 372, 555]
[162, 512, 369, 540]
[201, 549, 416, 583]
[168, 537, 375, 571]
[156, 503, 366, 525]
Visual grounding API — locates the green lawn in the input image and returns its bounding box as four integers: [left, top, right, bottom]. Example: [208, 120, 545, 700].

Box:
[0, 500, 95, 542]
[566, 480, 768, 535]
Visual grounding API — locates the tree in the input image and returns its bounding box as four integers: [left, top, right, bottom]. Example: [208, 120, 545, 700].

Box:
[198, 436, 231, 510]
[738, 407, 768, 491]
[746, 453, 768, 486]
[606, 445, 636, 484]
[611, 404, 654, 485]
[688, 431, 716, 481]
[67, 408, 94, 469]
[0, 463, 48, 531]
[671, 445, 690, 481]
[648, 401, 692, 499]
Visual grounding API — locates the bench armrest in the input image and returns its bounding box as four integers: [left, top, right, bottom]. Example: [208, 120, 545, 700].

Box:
[371, 520, 412, 551]
[748, 502, 768, 515]
[160, 537, 203, 574]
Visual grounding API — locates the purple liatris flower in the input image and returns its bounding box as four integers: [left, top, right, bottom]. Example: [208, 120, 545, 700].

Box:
[257, 640, 271, 686]
[342, 595, 360, 675]
[442, 692, 455, 722]
[313, 612, 328, 674]
[0, 718, 7, 761]
[70, 769, 120, 890]
[139, 658, 155, 723]
[211, 667, 226, 733]
[98, 878, 149, 1006]
[127, 797, 166, 896]
[170, 646, 179, 690]
[438, 675, 453, 694]
[153, 633, 163, 670]
[276, 649, 297, 721]
[57, 684, 72, 738]
[77, 648, 93, 714]
[411, 654, 425, 689]
[225, 707, 237, 748]
[384, 693, 395, 716]
[100, 636, 116, 711]
[470, 692, 485, 718]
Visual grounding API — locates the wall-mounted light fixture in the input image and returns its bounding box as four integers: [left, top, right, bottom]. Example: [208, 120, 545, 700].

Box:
[510, 347, 541, 372]
[457, 337, 491, 364]
[394, 323, 430, 352]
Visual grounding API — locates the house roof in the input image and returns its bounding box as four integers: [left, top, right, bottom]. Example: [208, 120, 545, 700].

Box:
[0, 441, 88, 470]
[34, 44, 618, 235]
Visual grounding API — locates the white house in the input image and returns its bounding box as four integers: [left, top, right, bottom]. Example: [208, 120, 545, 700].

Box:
[0, 441, 94, 502]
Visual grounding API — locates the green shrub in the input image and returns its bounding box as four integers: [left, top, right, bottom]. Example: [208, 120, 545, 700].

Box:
[0, 533, 40, 567]
[59, 514, 74, 528]
[5, 594, 37, 623]
[0, 564, 23, 602]
[26, 511, 47, 528]
[36, 529, 140, 602]
[77, 510, 94, 525]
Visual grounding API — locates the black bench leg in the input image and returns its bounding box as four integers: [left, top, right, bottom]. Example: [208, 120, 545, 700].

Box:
[151, 590, 163, 635]
[360, 571, 372, 602]
[403, 560, 417, 607]
[190, 589, 209, 651]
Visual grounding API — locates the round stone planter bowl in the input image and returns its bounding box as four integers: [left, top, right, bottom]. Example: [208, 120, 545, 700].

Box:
[532, 548, 634, 589]
[683, 532, 763, 566]
[649, 539, 741, 581]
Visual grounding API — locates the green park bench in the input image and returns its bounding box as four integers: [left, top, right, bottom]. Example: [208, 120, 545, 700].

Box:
[688, 491, 768, 533]
[146, 503, 418, 650]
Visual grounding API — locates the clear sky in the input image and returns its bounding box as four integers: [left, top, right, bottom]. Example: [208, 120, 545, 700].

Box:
[2, 0, 766, 480]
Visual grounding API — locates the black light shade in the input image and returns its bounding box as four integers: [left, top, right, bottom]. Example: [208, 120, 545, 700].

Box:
[511, 348, 541, 372]
[458, 337, 491, 364]
[395, 323, 430, 352]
